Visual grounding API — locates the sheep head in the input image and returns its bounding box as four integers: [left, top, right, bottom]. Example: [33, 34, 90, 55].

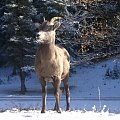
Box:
[36, 17, 62, 44]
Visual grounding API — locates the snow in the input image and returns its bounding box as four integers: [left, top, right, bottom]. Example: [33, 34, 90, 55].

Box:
[0, 110, 120, 120]
[0, 55, 120, 119]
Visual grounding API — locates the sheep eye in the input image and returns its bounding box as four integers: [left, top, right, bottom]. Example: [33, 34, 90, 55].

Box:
[45, 26, 53, 31]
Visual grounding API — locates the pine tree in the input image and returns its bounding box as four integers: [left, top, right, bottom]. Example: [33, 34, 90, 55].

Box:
[5, 0, 37, 94]
[0, 0, 10, 66]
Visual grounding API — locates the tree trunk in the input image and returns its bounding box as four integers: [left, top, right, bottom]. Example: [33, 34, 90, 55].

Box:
[19, 68, 27, 94]
[118, 0, 120, 8]
[12, 64, 17, 76]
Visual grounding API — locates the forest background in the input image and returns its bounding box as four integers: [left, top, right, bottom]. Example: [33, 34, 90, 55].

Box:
[0, 0, 120, 94]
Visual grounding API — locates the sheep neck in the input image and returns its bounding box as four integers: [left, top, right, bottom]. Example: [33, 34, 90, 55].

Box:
[40, 43, 55, 60]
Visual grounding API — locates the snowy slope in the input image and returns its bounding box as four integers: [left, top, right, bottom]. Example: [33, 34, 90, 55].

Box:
[0, 55, 120, 119]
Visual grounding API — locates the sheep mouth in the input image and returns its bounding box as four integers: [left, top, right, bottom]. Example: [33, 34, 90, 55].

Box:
[36, 38, 51, 44]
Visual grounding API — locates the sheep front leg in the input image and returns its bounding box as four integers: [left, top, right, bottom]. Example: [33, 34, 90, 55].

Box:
[40, 78, 47, 113]
[53, 79, 61, 113]
[52, 84, 62, 111]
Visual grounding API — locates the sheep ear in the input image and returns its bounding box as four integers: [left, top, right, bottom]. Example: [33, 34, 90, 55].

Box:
[43, 17, 46, 22]
[41, 21, 47, 29]
[53, 21, 61, 30]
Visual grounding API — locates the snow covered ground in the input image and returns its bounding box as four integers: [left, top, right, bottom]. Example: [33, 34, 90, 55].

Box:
[0, 55, 120, 119]
[1, 110, 120, 120]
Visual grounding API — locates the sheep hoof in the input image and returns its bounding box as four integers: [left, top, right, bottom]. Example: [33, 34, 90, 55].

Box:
[66, 107, 71, 112]
[41, 109, 46, 113]
[57, 108, 62, 113]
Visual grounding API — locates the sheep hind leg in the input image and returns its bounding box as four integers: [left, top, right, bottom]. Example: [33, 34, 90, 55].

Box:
[63, 74, 70, 111]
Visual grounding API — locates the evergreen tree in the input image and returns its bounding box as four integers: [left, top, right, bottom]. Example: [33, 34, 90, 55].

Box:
[33, 0, 67, 21]
[5, 0, 37, 94]
[0, 0, 11, 66]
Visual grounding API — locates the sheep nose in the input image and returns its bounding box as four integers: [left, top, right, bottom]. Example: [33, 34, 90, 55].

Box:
[36, 34, 39, 38]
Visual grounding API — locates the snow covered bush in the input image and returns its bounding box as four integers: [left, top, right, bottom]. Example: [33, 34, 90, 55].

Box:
[105, 63, 120, 80]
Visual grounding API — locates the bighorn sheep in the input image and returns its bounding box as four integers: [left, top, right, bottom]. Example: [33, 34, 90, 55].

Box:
[35, 17, 70, 113]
